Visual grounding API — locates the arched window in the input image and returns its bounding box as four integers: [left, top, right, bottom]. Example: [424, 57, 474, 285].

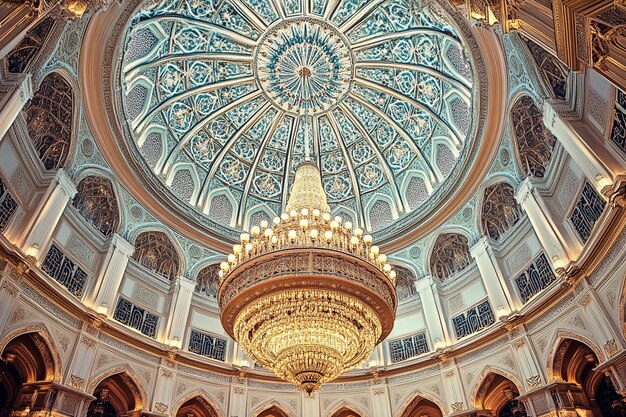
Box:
[394, 265, 417, 301]
[24, 73, 73, 170]
[332, 408, 362, 417]
[195, 264, 220, 298]
[72, 176, 120, 237]
[511, 96, 556, 178]
[6, 17, 54, 73]
[481, 182, 522, 241]
[430, 233, 471, 280]
[132, 231, 180, 280]
[523, 36, 568, 100]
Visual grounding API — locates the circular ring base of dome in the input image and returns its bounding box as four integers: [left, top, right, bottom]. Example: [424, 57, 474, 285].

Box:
[254, 17, 354, 116]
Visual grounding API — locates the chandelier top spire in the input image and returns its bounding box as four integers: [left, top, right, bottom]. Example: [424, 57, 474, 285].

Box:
[285, 161, 331, 214]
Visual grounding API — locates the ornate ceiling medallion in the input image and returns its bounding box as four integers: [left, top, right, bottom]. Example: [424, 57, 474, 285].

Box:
[255, 18, 354, 116]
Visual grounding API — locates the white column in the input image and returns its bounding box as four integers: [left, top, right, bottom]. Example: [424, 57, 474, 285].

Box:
[151, 365, 176, 414]
[578, 287, 625, 359]
[0, 74, 33, 142]
[65, 334, 98, 391]
[20, 169, 77, 261]
[371, 384, 392, 417]
[515, 178, 576, 269]
[302, 392, 320, 417]
[0, 276, 20, 330]
[441, 362, 466, 414]
[544, 101, 616, 192]
[470, 237, 516, 317]
[91, 234, 134, 315]
[165, 276, 196, 347]
[415, 276, 448, 348]
[228, 385, 247, 417]
[511, 336, 545, 391]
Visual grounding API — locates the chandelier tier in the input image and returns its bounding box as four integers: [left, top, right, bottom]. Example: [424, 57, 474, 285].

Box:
[218, 161, 397, 394]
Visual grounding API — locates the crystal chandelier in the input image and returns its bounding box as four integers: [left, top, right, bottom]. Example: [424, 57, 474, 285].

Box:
[218, 118, 397, 394]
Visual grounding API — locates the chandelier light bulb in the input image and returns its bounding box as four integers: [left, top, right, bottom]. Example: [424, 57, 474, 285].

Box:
[274, 216, 281, 225]
[260, 220, 269, 229]
[219, 162, 397, 394]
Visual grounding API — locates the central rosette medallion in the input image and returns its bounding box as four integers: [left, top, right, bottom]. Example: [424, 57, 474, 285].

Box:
[255, 18, 354, 116]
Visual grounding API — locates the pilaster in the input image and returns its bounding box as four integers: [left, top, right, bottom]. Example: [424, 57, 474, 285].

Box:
[470, 237, 517, 316]
[20, 169, 77, 262]
[165, 275, 196, 347]
[415, 276, 448, 348]
[0, 74, 33, 142]
[91, 233, 134, 314]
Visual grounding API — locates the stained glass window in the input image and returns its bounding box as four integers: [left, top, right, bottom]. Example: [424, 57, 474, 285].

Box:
[195, 264, 220, 298]
[188, 329, 227, 361]
[389, 332, 429, 363]
[611, 89, 626, 154]
[511, 96, 557, 178]
[113, 297, 159, 338]
[132, 231, 180, 280]
[72, 176, 120, 237]
[514, 253, 556, 303]
[570, 181, 606, 243]
[41, 244, 87, 298]
[430, 233, 472, 280]
[0, 177, 18, 232]
[24, 73, 73, 171]
[481, 182, 522, 240]
[451, 300, 495, 339]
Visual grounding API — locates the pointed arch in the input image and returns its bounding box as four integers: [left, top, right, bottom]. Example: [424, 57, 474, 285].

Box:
[130, 227, 184, 280]
[400, 170, 434, 213]
[86, 365, 148, 411]
[6, 17, 55, 74]
[166, 162, 201, 205]
[326, 400, 369, 417]
[395, 390, 448, 417]
[72, 175, 121, 237]
[203, 188, 238, 227]
[364, 193, 399, 232]
[546, 330, 605, 383]
[250, 400, 295, 417]
[173, 389, 223, 417]
[0, 324, 62, 383]
[427, 230, 473, 281]
[509, 94, 557, 179]
[478, 178, 522, 241]
[24, 71, 75, 171]
[469, 365, 525, 411]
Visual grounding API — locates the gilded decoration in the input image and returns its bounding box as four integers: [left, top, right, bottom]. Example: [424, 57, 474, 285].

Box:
[195, 263, 220, 298]
[394, 265, 418, 301]
[72, 176, 120, 237]
[429, 233, 472, 280]
[132, 231, 181, 280]
[24, 72, 74, 171]
[510, 96, 556, 178]
[219, 162, 397, 393]
[114, 0, 479, 237]
[481, 182, 522, 241]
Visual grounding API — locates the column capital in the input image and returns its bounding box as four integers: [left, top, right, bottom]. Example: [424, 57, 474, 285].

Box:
[54, 168, 78, 199]
[110, 233, 134, 257]
[514, 177, 535, 206]
[414, 275, 437, 292]
[19, 73, 34, 102]
[174, 275, 197, 292]
[470, 236, 493, 258]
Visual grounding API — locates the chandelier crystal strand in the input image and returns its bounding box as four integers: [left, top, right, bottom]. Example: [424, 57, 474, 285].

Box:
[218, 137, 397, 393]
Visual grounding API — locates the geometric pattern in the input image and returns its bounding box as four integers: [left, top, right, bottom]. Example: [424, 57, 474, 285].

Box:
[118, 0, 475, 232]
[72, 176, 120, 237]
[132, 231, 180, 280]
[481, 182, 521, 241]
[510, 96, 556, 178]
[429, 232, 471, 281]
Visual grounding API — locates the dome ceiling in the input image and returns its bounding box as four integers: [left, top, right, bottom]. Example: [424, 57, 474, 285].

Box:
[117, 0, 476, 238]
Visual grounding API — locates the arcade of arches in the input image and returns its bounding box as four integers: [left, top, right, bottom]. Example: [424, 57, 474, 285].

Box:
[1, 0, 626, 416]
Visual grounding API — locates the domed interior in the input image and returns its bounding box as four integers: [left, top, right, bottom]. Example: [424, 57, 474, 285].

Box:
[1, 0, 626, 415]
